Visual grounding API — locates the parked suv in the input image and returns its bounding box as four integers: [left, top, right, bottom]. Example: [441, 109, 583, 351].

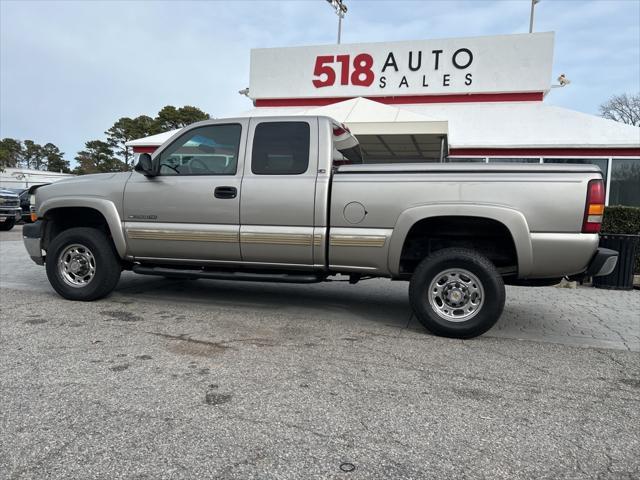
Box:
[0, 188, 21, 231]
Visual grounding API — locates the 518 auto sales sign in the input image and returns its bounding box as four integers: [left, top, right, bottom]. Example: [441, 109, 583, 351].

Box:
[249, 32, 554, 100]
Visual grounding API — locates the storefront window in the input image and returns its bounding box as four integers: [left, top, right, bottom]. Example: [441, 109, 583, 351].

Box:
[488, 158, 540, 163]
[543, 158, 608, 182]
[609, 159, 640, 207]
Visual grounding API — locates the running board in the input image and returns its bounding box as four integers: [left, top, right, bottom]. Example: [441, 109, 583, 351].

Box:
[132, 265, 324, 284]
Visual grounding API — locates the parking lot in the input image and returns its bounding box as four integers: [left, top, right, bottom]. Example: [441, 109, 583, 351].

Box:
[1, 225, 639, 479]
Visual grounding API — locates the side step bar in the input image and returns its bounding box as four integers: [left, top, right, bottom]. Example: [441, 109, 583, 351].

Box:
[132, 265, 324, 284]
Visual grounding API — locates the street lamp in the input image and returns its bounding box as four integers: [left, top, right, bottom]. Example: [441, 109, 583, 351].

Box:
[529, 0, 541, 33]
[326, 0, 348, 44]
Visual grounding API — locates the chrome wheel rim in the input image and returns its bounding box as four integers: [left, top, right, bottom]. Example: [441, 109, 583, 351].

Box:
[58, 243, 96, 288]
[428, 268, 484, 322]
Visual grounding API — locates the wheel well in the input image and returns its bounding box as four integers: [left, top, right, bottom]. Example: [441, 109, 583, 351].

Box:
[399, 216, 518, 276]
[42, 207, 111, 251]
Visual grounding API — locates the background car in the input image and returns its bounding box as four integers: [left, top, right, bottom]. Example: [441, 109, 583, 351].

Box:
[0, 188, 21, 231]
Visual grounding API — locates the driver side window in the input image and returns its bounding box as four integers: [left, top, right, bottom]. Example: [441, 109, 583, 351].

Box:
[158, 124, 242, 176]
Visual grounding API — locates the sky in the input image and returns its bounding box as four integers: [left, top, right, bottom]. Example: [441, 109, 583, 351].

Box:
[1, 0, 639, 162]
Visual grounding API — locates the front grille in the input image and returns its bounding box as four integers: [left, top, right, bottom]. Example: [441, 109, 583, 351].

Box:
[0, 196, 19, 208]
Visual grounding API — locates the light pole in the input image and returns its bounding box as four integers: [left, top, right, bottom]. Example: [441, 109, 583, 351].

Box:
[325, 0, 348, 44]
[529, 0, 541, 34]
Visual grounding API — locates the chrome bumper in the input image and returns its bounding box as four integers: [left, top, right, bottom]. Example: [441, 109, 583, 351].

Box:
[23, 221, 44, 265]
[0, 208, 21, 220]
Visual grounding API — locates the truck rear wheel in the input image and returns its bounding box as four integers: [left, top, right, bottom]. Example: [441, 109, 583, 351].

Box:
[409, 248, 505, 338]
[45, 227, 121, 301]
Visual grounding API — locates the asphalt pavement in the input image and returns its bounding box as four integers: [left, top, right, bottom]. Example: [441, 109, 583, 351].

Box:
[1, 225, 639, 479]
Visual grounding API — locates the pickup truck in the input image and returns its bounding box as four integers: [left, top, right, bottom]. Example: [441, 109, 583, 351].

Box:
[23, 116, 618, 338]
[0, 188, 21, 231]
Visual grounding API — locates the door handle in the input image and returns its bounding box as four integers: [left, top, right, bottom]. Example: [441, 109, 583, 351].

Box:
[214, 186, 237, 199]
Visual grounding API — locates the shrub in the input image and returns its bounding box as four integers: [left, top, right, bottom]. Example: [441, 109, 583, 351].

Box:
[602, 206, 640, 234]
[601, 206, 640, 274]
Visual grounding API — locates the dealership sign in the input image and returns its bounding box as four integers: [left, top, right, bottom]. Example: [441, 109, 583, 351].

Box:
[249, 32, 554, 100]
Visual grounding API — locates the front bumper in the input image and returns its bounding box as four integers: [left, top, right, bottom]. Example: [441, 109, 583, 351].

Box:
[584, 248, 618, 277]
[23, 220, 44, 265]
[0, 208, 21, 221]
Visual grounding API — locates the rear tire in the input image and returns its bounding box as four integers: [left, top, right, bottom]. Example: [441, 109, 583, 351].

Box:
[0, 218, 16, 231]
[46, 227, 121, 301]
[409, 248, 505, 338]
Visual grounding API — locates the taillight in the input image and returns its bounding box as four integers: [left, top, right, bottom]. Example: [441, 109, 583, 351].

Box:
[333, 123, 351, 137]
[582, 179, 605, 233]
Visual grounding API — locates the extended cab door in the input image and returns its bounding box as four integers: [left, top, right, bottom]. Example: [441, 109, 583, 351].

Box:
[123, 120, 248, 263]
[240, 118, 319, 267]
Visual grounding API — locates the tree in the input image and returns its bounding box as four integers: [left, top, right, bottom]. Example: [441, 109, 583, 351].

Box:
[22, 140, 47, 170]
[105, 115, 158, 170]
[74, 140, 124, 174]
[0, 138, 23, 170]
[599, 92, 640, 126]
[177, 105, 210, 126]
[155, 105, 209, 131]
[43, 143, 70, 173]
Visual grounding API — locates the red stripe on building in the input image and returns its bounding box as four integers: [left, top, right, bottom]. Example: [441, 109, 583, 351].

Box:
[255, 92, 544, 107]
[449, 148, 640, 157]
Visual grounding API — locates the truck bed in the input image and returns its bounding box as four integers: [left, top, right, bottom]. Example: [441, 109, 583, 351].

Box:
[328, 162, 604, 279]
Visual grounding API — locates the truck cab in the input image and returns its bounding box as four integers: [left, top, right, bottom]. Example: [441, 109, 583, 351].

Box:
[126, 116, 358, 269]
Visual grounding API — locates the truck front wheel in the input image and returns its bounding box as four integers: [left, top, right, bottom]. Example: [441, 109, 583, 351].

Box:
[45, 227, 121, 301]
[409, 248, 505, 339]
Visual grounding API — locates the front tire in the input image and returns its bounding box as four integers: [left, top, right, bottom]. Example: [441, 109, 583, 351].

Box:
[45, 227, 121, 301]
[409, 248, 505, 338]
[0, 218, 16, 231]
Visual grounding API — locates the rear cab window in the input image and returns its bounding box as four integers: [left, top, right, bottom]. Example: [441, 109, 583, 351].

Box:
[251, 122, 310, 175]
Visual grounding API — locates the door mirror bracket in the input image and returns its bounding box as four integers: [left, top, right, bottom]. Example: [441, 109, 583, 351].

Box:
[134, 153, 155, 177]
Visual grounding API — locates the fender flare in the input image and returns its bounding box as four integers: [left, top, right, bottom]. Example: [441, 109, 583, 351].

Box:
[39, 197, 127, 258]
[387, 204, 533, 277]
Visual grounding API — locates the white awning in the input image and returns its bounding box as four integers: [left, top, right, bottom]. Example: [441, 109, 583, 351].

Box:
[125, 97, 639, 151]
[401, 101, 640, 149]
[126, 129, 180, 148]
[238, 97, 448, 136]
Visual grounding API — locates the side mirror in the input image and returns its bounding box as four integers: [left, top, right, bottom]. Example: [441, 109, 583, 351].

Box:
[134, 153, 155, 177]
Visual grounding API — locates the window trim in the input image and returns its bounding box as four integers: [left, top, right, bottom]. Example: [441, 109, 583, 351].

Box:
[156, 123, 243, 177]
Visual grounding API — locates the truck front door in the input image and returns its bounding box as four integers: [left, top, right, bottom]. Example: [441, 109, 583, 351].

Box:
[240, 118, 319, 267]
[123, 121, 247, 263]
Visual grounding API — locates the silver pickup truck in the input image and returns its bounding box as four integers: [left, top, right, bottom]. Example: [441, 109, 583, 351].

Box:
[23, 116, 618, 338]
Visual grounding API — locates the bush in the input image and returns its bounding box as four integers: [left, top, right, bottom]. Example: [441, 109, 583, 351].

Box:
[602, 206, 640, 234]
[601, 206, 640, 274]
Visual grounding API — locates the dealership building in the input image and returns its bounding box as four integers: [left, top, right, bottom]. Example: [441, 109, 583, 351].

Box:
[128, 32, 640, 206]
